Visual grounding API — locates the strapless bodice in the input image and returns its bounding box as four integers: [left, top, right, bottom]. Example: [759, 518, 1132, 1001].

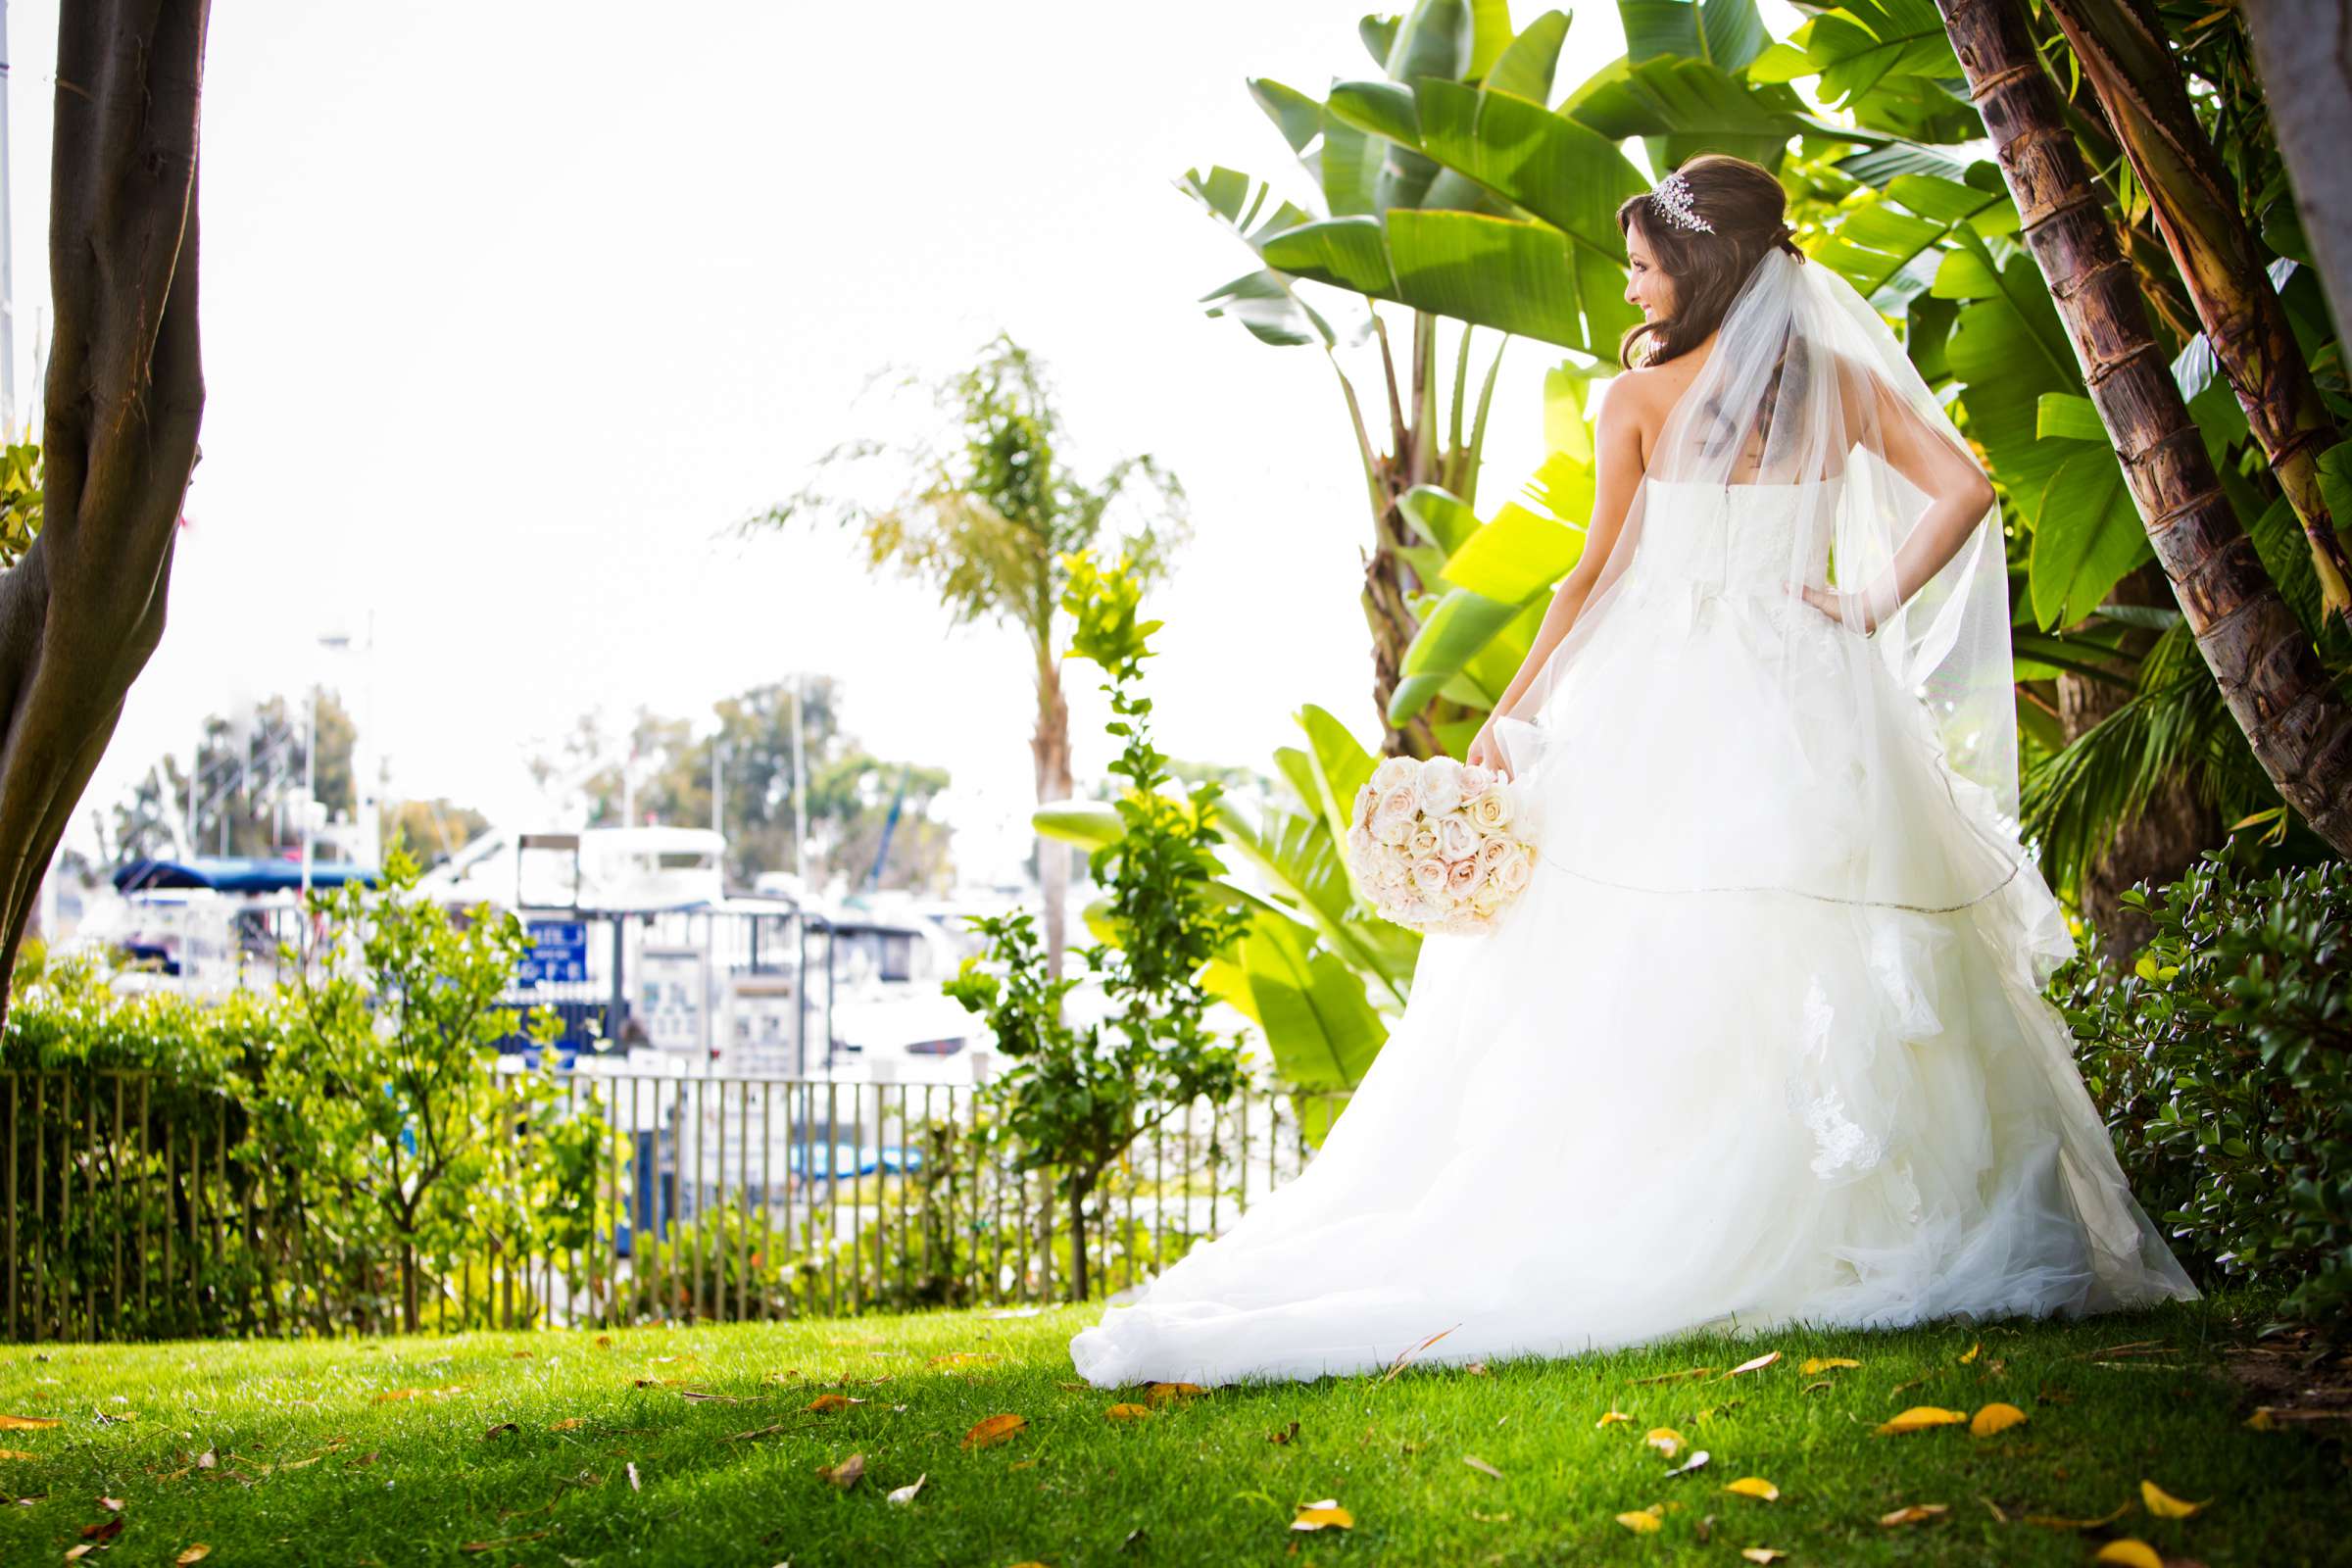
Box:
[1636, 477, 1838, 595]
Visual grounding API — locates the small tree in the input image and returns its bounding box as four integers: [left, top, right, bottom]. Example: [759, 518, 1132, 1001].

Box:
[947, 552, 1250, 1302]
[267, 844, 600, 1332]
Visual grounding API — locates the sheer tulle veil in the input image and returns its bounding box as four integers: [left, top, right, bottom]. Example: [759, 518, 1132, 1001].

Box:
[1491, 247, 2034, 937]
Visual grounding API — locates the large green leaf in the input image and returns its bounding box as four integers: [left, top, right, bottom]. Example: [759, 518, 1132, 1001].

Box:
[2029, 447, 2153, 628]
[1293, 703, 1380, 851]
[1788, 0, 1962, 109]
[1620, 0, 1769, 72]
[1222, 805, 1419, 1005]
[1440, 503, 1585, 601]
[1486, 8, 1573, 103]
[1412, 80, 1646, 261]
[1391, 586, 1530, 722]
[1398, 484, 1484, 555]
[1223, 910, 1388, 1094]
[1566, 56, 1819, 171]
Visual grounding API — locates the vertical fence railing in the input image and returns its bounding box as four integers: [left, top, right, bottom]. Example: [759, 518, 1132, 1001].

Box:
[0, 1063, 1342, 1342]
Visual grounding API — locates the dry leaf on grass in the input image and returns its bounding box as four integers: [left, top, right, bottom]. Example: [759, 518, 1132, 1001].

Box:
[594, 1335, 612, 1348]
[806, 1395, 863, 1413]
[1382, 1326, 1457, 1382]
[2140, 1479, 2207, 1519]
[886, 1472, 927, 1505]
[962, 1413, 1027, 1449]
[372, 1386, 466, 1404]
[1463, 1455, 1503, 1479]
[1466, 1361, 1490, 1376]
[1267, 1421, 1299, 1445]
[1800, 1357, 1861, 1374]
[96, 1497, 122, 1512]
[626, 1461, 640, 1493]
[0, 1416, 59, 1431]
[460, 1533, 550, 1553]
[1723, 1351, 1781, 1378]
[0, 1450, 32, 1461]
[1643, 1427, 1686, 1458]
[1724, 1477, 1780, 1500]
[1970, 1402, 2029, 1437]
[1629, 1367, 1714, 1385]
[1664, 1450, 1711, 1479]
[1292, 1498, 1353, 1531]
[1144, 1382, 1206, 1405]
[1878, 1502, 1948, 1526]
[1875, 1406, 1966, 1436]
[1104, 1404, 1152, 1422]
[1959, 1342, 1981, 1364]
[549, 1418, 584, 1433]
[816, 1452, 865, 1490]
[78, 1517, 124, 1544]
[1615, 1505, 1665, 1534]
[927, 1352, 999, 1367]
[2091, 1543, 2163, 1568]
[174, 1548, 212, 1565]
[1740, 1550, 1788, 1563]
[1595, 1410, 1632, 1428]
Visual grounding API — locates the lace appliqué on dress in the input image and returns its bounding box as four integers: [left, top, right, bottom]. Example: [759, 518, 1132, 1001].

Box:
[1784, 977, 1888, 1179]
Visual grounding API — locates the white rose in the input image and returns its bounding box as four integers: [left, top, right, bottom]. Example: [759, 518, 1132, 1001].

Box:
[1346, 823, 1375, 861]
[1471, 878, 1509, 913]
[1438, 814, 1478, 859]
[1497, 845, 1535, 894]
[1379, 782, 1418, 825]
[1353, 782, 1380, 829]
[1458, 762, 1494, 797]
[1446, 857, 1481, 894]
[1407, 823, 1441, 858]
[1373, 804, 1412, 845]
[1413, 757, 1465, 816]
[1411, 856, 1450, 894]
[1372, 756, 1418, 793]
[1468, 785, 1514, 830]
[1477, 836, 1513, 874]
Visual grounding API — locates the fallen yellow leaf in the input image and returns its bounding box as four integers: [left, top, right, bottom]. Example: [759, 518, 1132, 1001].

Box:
[2140, 1479, 2207, 1519]
[1740, 1551, 1788, 1564]
[1969, 1402, 2029, 1437]
[1615, 1508, 1665, 1534]
[1145, 1381, 1208, 1404]
[1643, 1426, 1685, 1458]
[1879, 1502, 1948, 1526]
[2092, 1542, 2163, 1568]
[927, 1351, 1001, 1367]
[549, 1418, 584, 1432]
[175, 1549, 212, 1566]
[594, 1335, 612, 1348]
[0, 1416, 59, 1431]
[0, 1448, 33, 1460]
[1799, 1357, 1860, 1374]
[371, 1386, 466, 1404]
[2244, 1406, 2278, 1431]
[1723, 1350, 1781, 1377]
[1723, 1477, 1780, 1501]
[1595, 1409, 1632, 1428]
[1959, 1341, 1981, 1363]
[1103, 1403, 1152, 1421]
[962, 1413, 1027, 1449]
[816, 1452, 864, 1489]
[1875, 1406, 1966, 1436]
[1292, 1498, 1353, 1531]
[806, 1395, 863, 1413]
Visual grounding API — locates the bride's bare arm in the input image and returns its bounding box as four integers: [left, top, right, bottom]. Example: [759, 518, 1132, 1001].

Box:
[1465, 379, 1648, 769]
[1806, 365, 1995, 632]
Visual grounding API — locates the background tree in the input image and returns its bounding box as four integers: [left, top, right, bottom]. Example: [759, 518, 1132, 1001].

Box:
[104, 691, 358, 861]
[748, 334, 1186, 977]
[0, 0, 210, 1018]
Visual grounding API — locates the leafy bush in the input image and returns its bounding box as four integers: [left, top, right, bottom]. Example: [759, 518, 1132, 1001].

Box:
[2055, 841, 2351, 1327]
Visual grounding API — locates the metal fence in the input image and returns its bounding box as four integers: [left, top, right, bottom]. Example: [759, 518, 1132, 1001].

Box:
[0, 1063, 1338, 1343]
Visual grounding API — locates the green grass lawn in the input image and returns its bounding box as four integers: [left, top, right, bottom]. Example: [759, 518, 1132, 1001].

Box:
[0, 1291, 2340, 1566]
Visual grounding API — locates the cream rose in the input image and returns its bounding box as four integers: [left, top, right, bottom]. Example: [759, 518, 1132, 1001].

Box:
[1496, 844, 1534, 893]
[1413, 757, 1465, 816]
[1477, 836, 1513, 875]
[1407, 823, 1441, 858]
[1353, 781, 1380, 828]
[1411, 856, 1450, 894]
[1437, 814, 1479, 859]
[1372, 755, 1419, 794]
[1467, 784, 1514, 830]
[1458, 762, 1494, 797]
[1446, 857, 1481, 893]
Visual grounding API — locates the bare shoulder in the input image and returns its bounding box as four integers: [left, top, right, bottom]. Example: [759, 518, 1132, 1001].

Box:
[1597, 361, 1676, 434]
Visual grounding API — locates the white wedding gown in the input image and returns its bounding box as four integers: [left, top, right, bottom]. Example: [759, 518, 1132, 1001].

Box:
[1069, 474, 2198, 1390]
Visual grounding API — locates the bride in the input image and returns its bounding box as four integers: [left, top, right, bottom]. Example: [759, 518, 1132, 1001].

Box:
[1070, 155, 2197, 1390]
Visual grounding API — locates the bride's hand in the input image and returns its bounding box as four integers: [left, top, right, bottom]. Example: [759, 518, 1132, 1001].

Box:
[1465, 716, 1510, 779]
[1788, 582, 1876, 635]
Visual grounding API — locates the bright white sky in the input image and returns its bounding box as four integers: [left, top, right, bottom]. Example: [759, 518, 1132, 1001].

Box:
[24, 0, 1691, 884]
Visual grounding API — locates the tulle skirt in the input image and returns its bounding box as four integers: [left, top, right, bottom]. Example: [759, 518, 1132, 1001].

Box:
[1068, 567, 2197, 1389]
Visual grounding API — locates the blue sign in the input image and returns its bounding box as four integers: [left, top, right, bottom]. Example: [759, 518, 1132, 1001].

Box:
[518, 919, 589, 985]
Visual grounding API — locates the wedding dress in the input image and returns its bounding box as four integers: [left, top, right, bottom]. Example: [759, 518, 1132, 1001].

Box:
[1069, 250, 2197, 1390]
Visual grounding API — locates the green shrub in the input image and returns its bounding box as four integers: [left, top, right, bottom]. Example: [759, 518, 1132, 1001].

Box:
[2054, 841, 2351, 1328]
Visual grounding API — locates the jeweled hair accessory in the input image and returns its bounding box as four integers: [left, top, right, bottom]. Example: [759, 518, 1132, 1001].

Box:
[1650, 170, 1714, 234]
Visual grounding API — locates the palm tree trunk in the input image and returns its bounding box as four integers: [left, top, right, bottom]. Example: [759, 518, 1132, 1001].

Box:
[1936, 0, 2352, 854]
[2238, 0, 2352, 349]
[2041, 0, 2352, 626]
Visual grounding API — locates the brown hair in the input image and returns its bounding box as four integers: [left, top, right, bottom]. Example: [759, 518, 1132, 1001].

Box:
[1616, 154, 1802, 369]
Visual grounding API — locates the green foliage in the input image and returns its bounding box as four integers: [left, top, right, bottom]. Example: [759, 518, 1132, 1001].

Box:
[2056, 843, 2352, 1328]
[0, 437, 41, 568]
[948, 554, 1248, 1295]
[270, 844, 612, 1330]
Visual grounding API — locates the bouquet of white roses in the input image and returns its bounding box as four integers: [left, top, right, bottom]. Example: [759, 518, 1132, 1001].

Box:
[1344, 755, 1538, 935]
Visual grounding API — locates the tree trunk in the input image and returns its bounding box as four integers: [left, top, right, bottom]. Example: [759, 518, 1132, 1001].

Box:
[1936, 0, 2352, 854]
[1031, 651, 1073, 983]
[0, 1, 210, 1019]
[1066, 1176, 1089, 1304]
[2043, 0, 2352, 625]
[403, 1242, 420, 1336]
[2239, 0, 2352, 344]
